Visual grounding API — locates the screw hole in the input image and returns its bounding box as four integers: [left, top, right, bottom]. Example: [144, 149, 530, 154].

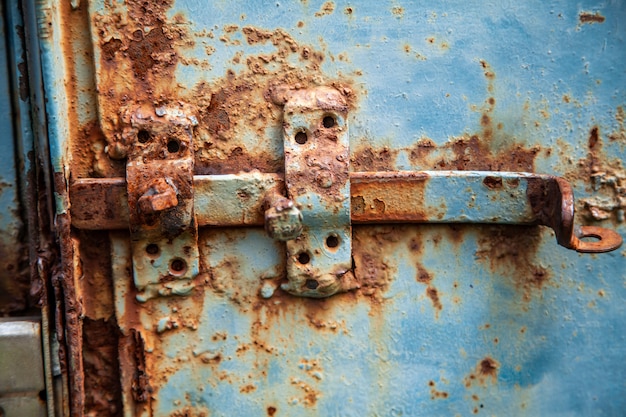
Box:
[167, 139, 180, 153]
[146, 243, 159, 255]
[297, 252, 310, 264]
[169, 258, 187, 275]
[305, 279, 319, 289]
[326, 234, 339, 248]
[322, 116, 336, 128]
[580, 235, 602, 242]
[295, 131, 308, 144]
[137, 130, 151, 143]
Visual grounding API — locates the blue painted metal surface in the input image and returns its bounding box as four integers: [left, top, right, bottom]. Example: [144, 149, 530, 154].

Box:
[32, 0, 626, 416]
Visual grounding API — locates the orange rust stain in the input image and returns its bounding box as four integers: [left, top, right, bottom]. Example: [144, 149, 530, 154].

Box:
[290, 378, 319, 406]
[426, 286, 443, 313]
[240, 384, 257, 393]
[352, 226, 404, 303]
[609, 106, 625, 141]
[429, 380, 449, 400]
[352, 146, 398, 171]
[579, 11, 606, 24]
[344, 7, 354, 15]
[588, 126, 599, 149]
[83, 318, 123, 416]
[351, 177, 428, 222]
[315, 1, 335, 17]
[416, 266, 432, 284]
[409, 135, 539, 171]
[392, 6, 404, 17]
[267, 406, 277, 416]
[464, 357, 499, 388]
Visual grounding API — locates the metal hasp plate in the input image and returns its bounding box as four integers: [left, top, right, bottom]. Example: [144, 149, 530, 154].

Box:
[116, 103, 200, 302]
[273, 86, 357, 297]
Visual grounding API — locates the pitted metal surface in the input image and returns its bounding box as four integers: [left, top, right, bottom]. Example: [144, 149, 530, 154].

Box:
[28, 0, 626, 416]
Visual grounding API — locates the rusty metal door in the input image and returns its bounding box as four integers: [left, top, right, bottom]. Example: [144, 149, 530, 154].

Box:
[23, 0, 626, 416]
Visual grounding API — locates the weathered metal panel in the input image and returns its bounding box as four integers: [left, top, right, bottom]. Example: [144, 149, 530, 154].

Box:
[32, 0, 626, 416]
[0, 1, 28, 315]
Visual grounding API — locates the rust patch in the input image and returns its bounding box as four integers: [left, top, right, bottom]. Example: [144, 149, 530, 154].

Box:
[391, 6, 404, 17]
[579, 11, 605, 24]
[315, 1, 335, 17]
[426, 286, 442, 313]
[408, 135, 539, 171]
[416, 266, 432, 284]
[129, 330, 152, 403]
[475, 226, 550, 302]
[240, 384, 257, 393]
[352, 226, 403, 300]
[483, 176, 503, 190]
[352, 147, 399, 171]
[83, 318, 123, 416]
[75, 230, 115, 319]
[267, 406, 277, 416]
[609, 106, 625, 142]
[429, 381, 449, 400]
[290, 378, 319, 406]
[464, 357, 499, 388]
[588, 126, 599, 149]
[0, 233, 29, 314]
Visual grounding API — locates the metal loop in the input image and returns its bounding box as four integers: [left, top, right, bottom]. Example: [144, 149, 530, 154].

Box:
[572, 226, 623, 253]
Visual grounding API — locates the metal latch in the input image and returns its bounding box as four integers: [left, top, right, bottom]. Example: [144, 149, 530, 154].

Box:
[114, 103, 200, 302]
[71, 87, 623, 300]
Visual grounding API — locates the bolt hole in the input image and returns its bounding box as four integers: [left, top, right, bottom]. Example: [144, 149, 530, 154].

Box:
[169, 258, 187, 275]
[305, 279, 319, 289]
[146, 243, 159, 255]
[167, 139, 180, 153]
[297, 252, 310, 264]
[137, 130, 151, 143]
[295, 131, 308, 144]
[326, 234, 339, 248]
[322, 116, 336, 128]
[580, 235, 602, 242]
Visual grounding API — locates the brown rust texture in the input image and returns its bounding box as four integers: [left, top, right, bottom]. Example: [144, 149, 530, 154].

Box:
[0, 233, 30, 314]
[475, 226, 550, 302]
[579, 11, 606, 24]
[407, 237, 443, 316]
[74, 230, 124, 416]
[87, 1, 360, 179]
[464, 357, 499, 388]
[351, 174, 429, 222]
[83, 318, 123, 416]
[428, 380, 449, 400]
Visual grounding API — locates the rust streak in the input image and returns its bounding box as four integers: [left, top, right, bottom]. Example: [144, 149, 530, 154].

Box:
[579, 11, 606, 24]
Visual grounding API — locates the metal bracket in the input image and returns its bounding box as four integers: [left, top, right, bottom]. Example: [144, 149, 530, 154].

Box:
[273, 86, 358, 297]
[119, 103, 200, 302]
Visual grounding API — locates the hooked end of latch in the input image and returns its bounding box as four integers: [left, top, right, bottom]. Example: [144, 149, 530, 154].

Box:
[569, 226, 623, 253]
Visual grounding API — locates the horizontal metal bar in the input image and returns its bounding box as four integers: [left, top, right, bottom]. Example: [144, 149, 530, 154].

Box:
[70, 171, 622, 253]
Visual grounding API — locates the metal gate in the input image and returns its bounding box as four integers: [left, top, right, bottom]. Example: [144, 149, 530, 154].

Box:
[2, 1, 626, 416]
